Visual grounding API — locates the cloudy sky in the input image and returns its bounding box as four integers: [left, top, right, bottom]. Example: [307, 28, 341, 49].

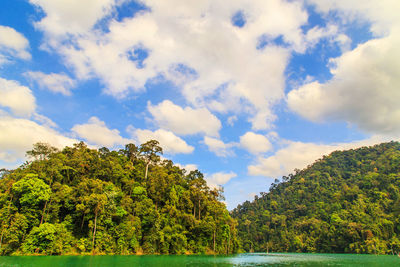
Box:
[1, 0, 399, 209]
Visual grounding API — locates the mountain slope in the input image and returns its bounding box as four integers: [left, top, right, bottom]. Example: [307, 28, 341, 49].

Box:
[232, 141, 400, 254]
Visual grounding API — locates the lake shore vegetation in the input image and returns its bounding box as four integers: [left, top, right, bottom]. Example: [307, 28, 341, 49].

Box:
[0, 141, 239, 255]
[232, 142, 400, 255]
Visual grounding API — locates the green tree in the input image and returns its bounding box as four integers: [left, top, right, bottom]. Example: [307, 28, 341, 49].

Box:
[139, 140, 163, 180]
[12, 174, 50, 208]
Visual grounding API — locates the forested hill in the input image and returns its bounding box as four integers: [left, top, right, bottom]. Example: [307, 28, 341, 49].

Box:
[231, 141, 400, 255]
[0, 141, 238, 255]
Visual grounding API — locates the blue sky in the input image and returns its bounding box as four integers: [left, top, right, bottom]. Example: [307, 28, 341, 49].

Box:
[0, 0, 399, 209]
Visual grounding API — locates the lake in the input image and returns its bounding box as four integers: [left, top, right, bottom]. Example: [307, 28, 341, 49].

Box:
[0, 253, 399, 266]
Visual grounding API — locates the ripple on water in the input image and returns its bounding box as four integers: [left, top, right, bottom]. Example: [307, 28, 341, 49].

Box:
[0, 253, 399, 267]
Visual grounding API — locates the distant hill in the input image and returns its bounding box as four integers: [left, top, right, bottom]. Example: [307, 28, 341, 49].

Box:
[0, 141, 238, 255]
[232, 141, 400, 254]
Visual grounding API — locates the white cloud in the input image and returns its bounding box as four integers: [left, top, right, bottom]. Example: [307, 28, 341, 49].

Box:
[148, 100, 221, 137]
[175, 163, 198, 173]
[288, 0, 400, 135]
[0, 77, 76, 166]
[32, 113, 58, 128]
[29, 0, 334, 130]
[286, 1, 400, 135]
[71, 116, 130, 147]
[29, 0, 120, 37]
[203, 136, 236, 157]
[32, 0, 395, 134]
[307, 0, 400, 37]
[267, 131, 280, 142]
[0, 25, 30, 64]
[205, 171, 237, 189]
[288, 31, 400, 135]
[304, 24, 351, 51]
[227, 115, 237, 126]
[133, 128, 194, 155]
[240, 131, 272, 154]
[248, 136, 394, 178]
[25, 71, 76, 96]
[0, 77, 36, 117]
[0, 115, 78, 164]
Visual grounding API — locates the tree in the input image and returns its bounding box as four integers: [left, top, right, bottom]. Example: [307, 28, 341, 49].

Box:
[139, 140, 163, 180]
[123, 143, 139, 163]
[12, 174, 51, 208]
[187, 170, 208, 220]
[26, 142, 58, 161]
[22, 223, 74, 255]
[0, 169, 11, 180]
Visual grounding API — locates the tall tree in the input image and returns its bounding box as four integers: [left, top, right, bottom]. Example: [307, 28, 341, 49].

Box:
[139, 140, 163, 180]
[26, 143, 58, 161]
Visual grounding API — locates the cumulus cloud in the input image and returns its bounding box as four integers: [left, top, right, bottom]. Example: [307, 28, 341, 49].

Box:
[288, 32, 400, 135]
[308, 0, 400, 36]
[148, 100, 221, 137]
[203, 136, 236, 157]
[0, 115, 78, 164]
[205, 171, 237, 189]
[175, 163, 198, 173]
[0, 25, 30, 65]
[0, 77, 76, 166]
[304, 24, 351, 51]
[71, 116, 130, 147]
[240, 131, 272, 154]
[28, 0, 340, 130]
[29, 0, 120, 37]
[133, 128, 194, 155]
[0, 77, 36, 117]
[248, 136, 393, 178]
[288, 0, 400, 136]
[25, 71, 76, 96]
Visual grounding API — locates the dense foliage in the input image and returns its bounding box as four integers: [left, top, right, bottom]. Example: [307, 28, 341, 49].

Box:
[0, 141, 238, 255]
[232, 141, 400, 255]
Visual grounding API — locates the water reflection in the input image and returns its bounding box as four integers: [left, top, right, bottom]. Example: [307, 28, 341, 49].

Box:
[0, 253, 398, 267]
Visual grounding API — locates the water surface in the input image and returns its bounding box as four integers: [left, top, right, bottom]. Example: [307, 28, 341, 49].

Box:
[0, 253, 398, 266]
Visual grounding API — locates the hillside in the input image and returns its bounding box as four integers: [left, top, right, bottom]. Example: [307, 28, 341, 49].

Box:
[0, 141, 238, 255]
[231, 141, 400, 254]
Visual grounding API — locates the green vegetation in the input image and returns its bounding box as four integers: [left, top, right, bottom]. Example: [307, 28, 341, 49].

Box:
[0, 141, 238, 255]
[232, 141, 400, 255]
[3, 140, 399, 256]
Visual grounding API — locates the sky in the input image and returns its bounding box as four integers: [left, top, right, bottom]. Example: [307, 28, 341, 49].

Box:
[0, 0, 399, 210]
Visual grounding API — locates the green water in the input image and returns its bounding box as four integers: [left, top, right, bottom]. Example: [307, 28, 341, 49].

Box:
[0, 253, 398, 267]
